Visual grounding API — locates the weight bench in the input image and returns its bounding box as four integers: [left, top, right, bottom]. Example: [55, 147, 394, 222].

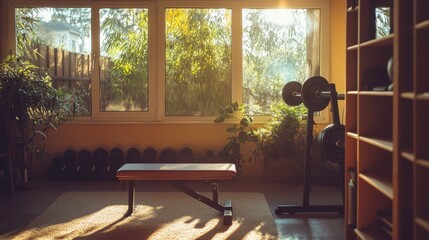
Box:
[116, 163, 237, 225]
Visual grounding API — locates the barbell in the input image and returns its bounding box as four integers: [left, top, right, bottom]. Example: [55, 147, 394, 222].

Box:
[282, 76, 346, 163]
[282, 76, 345, 111]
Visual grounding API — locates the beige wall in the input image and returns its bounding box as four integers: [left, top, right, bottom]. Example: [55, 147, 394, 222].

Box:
[23, 0, 347, 177]
[330, 0, 346, 93]
[0, 0, 6, 58]
[330, 0, 347, 123]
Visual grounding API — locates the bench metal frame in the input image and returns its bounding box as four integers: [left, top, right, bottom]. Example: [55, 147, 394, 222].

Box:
[117, 163, 236, 225]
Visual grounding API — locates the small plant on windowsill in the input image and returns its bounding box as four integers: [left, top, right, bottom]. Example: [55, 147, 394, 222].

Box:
[214, 102, 258, 176]
[0, 55, 84, 189]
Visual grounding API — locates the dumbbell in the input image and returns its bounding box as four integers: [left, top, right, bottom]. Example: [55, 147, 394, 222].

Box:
[282, 76, 345, 111]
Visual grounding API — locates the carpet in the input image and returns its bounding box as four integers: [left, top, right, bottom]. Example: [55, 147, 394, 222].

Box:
[10, 191, 278, 240]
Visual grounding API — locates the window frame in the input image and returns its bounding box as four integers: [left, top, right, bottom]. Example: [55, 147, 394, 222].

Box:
[92, 2, 158, 122]
[238, 1, 330, 123]
[6, 0, 330, 124]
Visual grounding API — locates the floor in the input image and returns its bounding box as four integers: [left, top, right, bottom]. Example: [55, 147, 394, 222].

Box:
[0, 176, 345, 240]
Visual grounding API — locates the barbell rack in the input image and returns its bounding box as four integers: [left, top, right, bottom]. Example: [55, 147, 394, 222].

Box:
[275, 79, 344, 215]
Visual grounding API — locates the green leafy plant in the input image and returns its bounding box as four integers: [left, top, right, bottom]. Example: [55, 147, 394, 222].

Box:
[252, 102, 308, 181]
[0, 55, 83, 186]
[215, 101, 340, 185]
[258, 102, 340, 185]
[215, 101, 305, 177]
[214, 102, 257, 176]
[254, 102, 305, 161]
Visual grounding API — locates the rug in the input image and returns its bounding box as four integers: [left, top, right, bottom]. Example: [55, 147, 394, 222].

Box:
[9, 192, 278, 240]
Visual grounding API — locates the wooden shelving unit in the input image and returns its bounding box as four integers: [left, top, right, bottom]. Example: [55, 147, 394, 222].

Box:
[345, 0, 429, 239]
[345, 0, 416, 239]
[413, 0, 429, 239]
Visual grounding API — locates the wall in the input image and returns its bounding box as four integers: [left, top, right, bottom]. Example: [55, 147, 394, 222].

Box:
[28, 0, 347, 177]
[330, 0, 347, 122]
[0, 0, 6, 58]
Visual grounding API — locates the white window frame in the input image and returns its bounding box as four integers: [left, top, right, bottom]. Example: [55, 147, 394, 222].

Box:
[6, 0, 330, 123]
[91, 2, 158, 122]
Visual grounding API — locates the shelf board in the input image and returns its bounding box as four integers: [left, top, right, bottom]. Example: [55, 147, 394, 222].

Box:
[359, 91, 394, 97]
[416, 20, 429, 30]
[355, 225, 391, 240]
[416, 93, 429, 100]
[347, 132, 358, 139]
[416, 159, 429, 169]
[416, 217, 429, 232]
[359, 136, 393, 152]
[401, 92, 415, 100]
[347, 44, 358, 51]
[360, 35, 394, 48]
[347, 6, 358, 13]
[359, 172, 393, 200]
[401, 151, 415, 162]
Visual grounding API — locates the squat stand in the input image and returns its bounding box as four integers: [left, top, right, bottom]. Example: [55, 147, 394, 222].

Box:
[275, 84, 344, 215]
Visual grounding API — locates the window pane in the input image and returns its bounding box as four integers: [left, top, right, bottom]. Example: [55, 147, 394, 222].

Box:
[99, 8, 149, 112]
[242, 9, 320, 115]
[165, 8, 232, 116]
[15, 7, 92, 116]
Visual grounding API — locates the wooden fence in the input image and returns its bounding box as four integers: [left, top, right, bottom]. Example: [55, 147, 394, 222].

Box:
[27, 44, 113, 114]
[29, 44, 111, 90]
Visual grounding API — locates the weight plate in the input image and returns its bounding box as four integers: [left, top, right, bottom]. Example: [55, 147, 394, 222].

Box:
[301, 76, 331, 111]
[282, 81, 303, 106]
[318, 124, 345, 163]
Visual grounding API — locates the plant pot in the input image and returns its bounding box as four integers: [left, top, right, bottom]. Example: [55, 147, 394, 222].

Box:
[16, 166, 34, 190]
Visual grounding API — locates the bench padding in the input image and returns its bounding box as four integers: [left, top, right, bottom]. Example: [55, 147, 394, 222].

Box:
[116, 163, 236, 181]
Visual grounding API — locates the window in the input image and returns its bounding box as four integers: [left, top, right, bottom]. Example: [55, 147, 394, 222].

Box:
[165, 8, 232, 117]
[242, 8, 320, 115]
[15, 7, 92, 116]
[99, 8, 149, 113]
[10, 1, 329, 122]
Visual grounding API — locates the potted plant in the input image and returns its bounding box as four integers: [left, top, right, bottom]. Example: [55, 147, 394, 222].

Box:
[0, 55, 81, 188]
[255, 101, 340, 185]
[253, 101, 307, 181]
[214, 101, 306, 178]
[215, 101, 339, 184]
[214, 102, 258, 176]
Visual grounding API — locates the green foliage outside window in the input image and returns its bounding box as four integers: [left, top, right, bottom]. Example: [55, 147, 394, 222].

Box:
[242, 9, 309, 115]
[100, 8, 149, 111]
[14, 6, 319, 119]
[165, 8, 232, 116]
